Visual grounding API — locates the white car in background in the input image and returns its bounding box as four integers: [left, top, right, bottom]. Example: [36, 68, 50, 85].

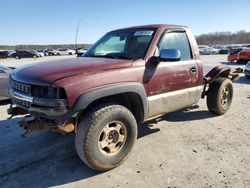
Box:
[36, 49, 45, 57]
[56, 48, 76, 56]
[198, 45, 209, 54]
[201, 47, 218, 55]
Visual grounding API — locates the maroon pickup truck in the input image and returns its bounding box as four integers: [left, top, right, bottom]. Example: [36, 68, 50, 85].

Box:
[8, 24, 240, 171]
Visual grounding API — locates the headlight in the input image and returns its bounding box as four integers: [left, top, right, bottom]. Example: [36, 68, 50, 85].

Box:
[31, 86, 67, 99]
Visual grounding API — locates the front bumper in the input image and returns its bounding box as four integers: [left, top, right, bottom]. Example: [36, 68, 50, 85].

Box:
[9, 88, 68, 117]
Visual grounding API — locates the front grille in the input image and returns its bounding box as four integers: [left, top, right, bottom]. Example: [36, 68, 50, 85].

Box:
[10, 79, 32, 108]
[11, 80, 31, 94]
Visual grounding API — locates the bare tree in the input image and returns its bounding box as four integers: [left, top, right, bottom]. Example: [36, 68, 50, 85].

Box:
[196, 30, 250, 45]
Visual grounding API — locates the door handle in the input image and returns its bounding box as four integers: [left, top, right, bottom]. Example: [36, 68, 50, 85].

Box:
[189, 67, 197, 73]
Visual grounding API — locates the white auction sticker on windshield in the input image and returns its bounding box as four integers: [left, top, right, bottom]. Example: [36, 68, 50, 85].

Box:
[134, 31, 153, 36]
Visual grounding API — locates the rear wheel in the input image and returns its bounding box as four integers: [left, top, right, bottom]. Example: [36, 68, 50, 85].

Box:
[75, 104, 137, 171]
[207, 77, 233, 115]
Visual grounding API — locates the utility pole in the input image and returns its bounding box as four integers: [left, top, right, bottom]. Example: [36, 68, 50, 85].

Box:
[75, 19, 82, 50]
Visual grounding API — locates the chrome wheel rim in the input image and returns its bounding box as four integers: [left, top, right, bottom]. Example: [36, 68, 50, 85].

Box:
[220, 85, 231, 109]
[98, 121, 127, 155]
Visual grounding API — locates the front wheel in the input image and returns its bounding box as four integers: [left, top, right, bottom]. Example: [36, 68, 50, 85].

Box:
[207, 77, 233, 115]
[75, 104, 137, 171]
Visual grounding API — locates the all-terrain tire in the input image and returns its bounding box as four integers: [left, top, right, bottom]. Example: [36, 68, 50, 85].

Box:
[75, 104, 137, 171]
[207, 77, 233, 115]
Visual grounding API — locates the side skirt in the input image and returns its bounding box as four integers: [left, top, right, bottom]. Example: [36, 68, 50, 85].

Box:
[146, 86, 203, 120]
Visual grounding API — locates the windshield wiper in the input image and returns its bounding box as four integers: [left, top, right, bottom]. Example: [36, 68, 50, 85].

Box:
[88, 55, 116, 59]
[116, 55, 134, 60]
[88, 54, 133, 60]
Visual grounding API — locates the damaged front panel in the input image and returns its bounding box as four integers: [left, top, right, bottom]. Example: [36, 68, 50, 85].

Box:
[7, 105, 75, 137]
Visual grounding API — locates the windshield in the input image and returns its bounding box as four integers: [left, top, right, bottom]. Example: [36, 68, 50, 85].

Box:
[84, 29, 156, 60]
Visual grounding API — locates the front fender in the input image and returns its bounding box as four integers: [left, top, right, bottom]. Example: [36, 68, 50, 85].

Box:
[72, 82, 148, 120]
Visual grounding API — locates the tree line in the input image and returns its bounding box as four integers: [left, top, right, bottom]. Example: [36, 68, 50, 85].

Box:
[0, 44, 92, 50]
[196, 30, 250, 45]
[1, 30, 250, 50]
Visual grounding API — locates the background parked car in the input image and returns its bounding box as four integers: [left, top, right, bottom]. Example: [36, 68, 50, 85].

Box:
[227, 48, 243, 62]
[237, 48, 250, 64]
[229, 46, 243, 53]
[244, 61, 250, 78]
[218, 47, 230, 54]
[0, 51, 9, 58]
[7, 50, 16, 57]
[76, 48, 88, 57]
[242, 44, 250, 48]
[44, 49, 58, 56]
[0, 65, 15, 101]
[35, 49, 45, 57]
[227, 52, 238, 62]
[198, 45, 209, 54]
[31, 50, 44, 57]
[11, 50, 38, 59]
[212, 46, 223, 54]
[201, 47, 218, 55]
[56, 48, 75, 55]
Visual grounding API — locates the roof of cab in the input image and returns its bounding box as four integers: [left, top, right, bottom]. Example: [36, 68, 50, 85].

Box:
[111, 24, 188, 32]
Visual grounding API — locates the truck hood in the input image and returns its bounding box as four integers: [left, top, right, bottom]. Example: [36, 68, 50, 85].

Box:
[11, 57, 133, 85]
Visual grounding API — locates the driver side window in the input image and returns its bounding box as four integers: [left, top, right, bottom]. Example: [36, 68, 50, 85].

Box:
[158, 31, 192, 60]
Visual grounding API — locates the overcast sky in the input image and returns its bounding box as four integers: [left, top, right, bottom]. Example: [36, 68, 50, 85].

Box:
[0, 0, 250, 45]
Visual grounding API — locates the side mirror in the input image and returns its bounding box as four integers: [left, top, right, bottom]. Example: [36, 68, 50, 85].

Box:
[159, 49, 181, 61]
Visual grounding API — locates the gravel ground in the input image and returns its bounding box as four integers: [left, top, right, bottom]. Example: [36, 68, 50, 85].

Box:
[0, 55, 249, 188]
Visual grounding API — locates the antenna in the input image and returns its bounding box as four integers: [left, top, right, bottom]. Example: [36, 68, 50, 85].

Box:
[75, 19, 82, 51]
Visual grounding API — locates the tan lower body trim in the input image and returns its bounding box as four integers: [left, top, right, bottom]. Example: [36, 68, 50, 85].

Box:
[147, 86, 203, 120]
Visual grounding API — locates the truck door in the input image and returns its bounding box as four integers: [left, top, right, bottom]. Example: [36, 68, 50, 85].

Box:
[146, 30, 202, 118]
